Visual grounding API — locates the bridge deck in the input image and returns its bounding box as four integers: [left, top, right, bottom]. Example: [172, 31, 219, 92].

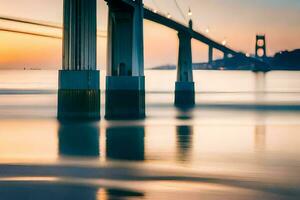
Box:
[143, 8, 238, 56]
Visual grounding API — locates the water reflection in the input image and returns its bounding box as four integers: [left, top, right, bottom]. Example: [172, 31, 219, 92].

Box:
[175, 106, 194, 162]
[104, 189, 144, 199]
[0, 183, 99, 200]
[57, 87, 101, 157]
[254, 125, 266, 152]
[254, 110, 267, 154]
[0, 182, 144, 200]
[255, 72, 266, 90]
[1, 70, 300, 200]
[253, 72, 267, 154]
[58, 121, 100, 157]
[176, 107, 194, 120]
[106, 126, 145, 161]
[254, 72, 266, 98]
[176, 126, 193, 162]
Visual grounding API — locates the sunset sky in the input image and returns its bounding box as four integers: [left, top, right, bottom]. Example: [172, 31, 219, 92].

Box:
[0, 0, 299, 69]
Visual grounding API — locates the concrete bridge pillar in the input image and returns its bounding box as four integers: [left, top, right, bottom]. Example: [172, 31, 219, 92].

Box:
[105, 0, 145, 119]
[208, 46, 213, 64]
[175, 30, 195, 107]
[58, 0, 100, 120]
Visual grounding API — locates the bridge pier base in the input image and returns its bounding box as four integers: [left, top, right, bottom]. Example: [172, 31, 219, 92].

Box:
[175, 82, 195, 108]
[105, 0, 145, 119]
[58, 71, 100, 120]
[175, 31, 195, 108]
[105, 76, 145, 119]
[58, 0, 99, 121]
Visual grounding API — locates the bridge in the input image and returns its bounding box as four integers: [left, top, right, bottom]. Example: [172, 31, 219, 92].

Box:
[143, 7, 238, 57]
[0, 0, 255, 120]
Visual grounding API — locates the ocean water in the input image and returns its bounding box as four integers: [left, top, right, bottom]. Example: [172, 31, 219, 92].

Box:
[0, 70, 300, 200]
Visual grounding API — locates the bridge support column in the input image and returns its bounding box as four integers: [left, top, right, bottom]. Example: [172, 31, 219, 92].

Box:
[223, 52, 228, 59]
[175, 31, 195, 107]
[222, 51, 229, 68]
[58, 0, 100, 120]
[208, 46, 213, 64]
[105, 0, 145, 119]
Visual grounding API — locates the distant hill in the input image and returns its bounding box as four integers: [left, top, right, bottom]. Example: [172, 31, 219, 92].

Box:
[150, 49, 300, 71]
[150, 64, 176, 70]
[271, 49, 300, 70]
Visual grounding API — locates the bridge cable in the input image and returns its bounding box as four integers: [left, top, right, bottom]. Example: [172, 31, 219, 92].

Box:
[0, 16, 61, 29]
[0, 28, 61, 39]
[0, 27, 107, 39]
[151, 0, 162, 11]
[173, 0, 187, 22]
[0, 16, 107, 38]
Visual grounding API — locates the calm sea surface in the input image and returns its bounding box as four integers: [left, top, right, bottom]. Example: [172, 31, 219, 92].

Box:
[0, 70, 299, 200]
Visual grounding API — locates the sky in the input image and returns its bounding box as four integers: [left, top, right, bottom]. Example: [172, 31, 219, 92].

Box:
[0, 0, 299, 69]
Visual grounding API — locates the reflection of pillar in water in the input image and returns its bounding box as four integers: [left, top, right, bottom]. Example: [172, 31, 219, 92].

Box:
[59, 121, 100, 157]
[104, 189, 144, 199]
[254, 125, 266, 152]
[254, 72, 266, 104]
[176, 126, 193, 162]
[106, 126, 145, 161]
[254, 72, 266, 93]
[0, 184, 98, 200]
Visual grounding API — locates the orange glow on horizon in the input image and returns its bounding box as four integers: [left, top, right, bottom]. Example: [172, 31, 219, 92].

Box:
[0, 31, 61, 69]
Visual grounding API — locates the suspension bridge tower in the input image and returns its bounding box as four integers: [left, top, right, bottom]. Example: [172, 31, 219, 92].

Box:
[255, 35, 267, 59]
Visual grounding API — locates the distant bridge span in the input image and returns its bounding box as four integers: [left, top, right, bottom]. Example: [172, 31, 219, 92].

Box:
[143, 8, 238, 56]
